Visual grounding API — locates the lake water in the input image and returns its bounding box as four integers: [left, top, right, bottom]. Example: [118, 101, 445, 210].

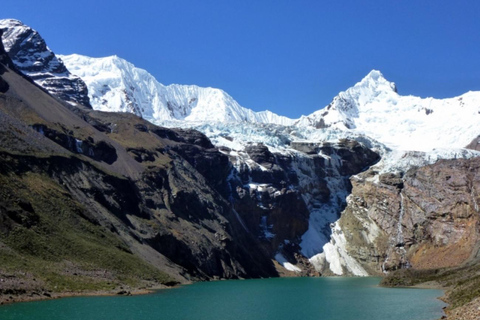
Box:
[0, 277, 446, 320]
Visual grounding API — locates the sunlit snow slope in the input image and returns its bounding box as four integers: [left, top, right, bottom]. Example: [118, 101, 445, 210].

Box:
[59, 54, 293, 126]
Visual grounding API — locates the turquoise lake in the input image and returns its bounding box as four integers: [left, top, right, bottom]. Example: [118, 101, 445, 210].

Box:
[0, 277, 446, 320]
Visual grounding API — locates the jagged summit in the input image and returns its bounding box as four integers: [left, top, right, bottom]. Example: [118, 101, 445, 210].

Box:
[295, 70, 397, 129]
[323, 69, 398, 127]
[59, 53, 294, 126]
[0, 18, 23, 29]
[0, 18, 91, 107]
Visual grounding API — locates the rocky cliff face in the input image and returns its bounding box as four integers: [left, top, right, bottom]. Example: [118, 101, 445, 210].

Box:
[330, 158, 480, 275]
[0, 19, 91, 108]
[467, 135, 480, 151]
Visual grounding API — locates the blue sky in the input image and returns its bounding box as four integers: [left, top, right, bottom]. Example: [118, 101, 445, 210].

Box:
[3, 1, 480, 118]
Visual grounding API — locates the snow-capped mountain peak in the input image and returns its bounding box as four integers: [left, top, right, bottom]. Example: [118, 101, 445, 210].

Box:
[3, 17, 478, 155]
[0, 19, 91, 107]
[295, 70, 480, 152]
[295, 70, 397, 130]
[59, 53, 294, 126]
[329, 70, 398, 124]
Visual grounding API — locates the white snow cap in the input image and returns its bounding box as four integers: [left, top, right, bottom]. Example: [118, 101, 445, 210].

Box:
[296, 69, 480, 152]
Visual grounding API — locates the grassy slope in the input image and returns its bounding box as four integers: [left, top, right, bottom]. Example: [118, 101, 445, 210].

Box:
[0, 60, 180, 297]
[0, 157, 174, 296]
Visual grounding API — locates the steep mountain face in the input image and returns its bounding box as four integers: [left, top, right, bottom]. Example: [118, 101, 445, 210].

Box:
[0, 19, 91, 107]
[58, 54, 293, 125]
[293, 72, 480, 276]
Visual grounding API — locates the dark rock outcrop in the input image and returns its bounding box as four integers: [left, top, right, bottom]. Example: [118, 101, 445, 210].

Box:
[466, 135, 480, 151]
[31, 124, 118, 164]
[0, 75, 8, 93]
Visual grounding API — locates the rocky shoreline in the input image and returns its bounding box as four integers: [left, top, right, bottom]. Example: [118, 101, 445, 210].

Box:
[0, 281, 179, 306]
